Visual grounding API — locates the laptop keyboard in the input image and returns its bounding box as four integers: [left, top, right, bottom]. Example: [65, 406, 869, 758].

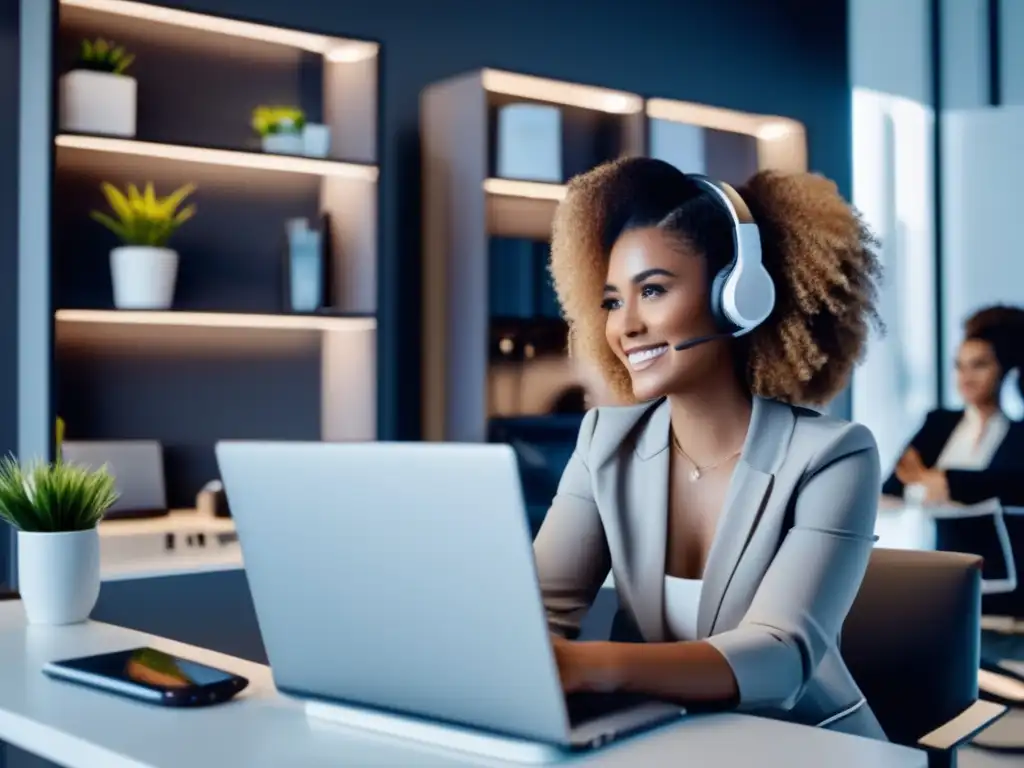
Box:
[565, 692, 652, 728]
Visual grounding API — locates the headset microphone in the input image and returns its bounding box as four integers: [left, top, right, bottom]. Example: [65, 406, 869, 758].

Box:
[673, 333, 734, 352]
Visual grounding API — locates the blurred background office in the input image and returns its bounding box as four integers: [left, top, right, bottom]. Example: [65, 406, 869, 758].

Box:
[882, 305, 1024, 506]
[2, 0, 1024, 761]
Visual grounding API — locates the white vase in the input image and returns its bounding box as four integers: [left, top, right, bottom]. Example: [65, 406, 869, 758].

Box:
[18, 529, 101, 626]
[262, 133, 305, 155]
[59, 70, 137, 137]
[110, 246, 178, 310]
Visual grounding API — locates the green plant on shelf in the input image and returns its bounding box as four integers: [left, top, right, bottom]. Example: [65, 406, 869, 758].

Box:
[0, 454, 119, 533]
[251, 105, 306, 136]
[76, 38, 135, 76]
[90, 181, 197, 247]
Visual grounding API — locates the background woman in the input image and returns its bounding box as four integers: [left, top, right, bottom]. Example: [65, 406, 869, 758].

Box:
[881, 305, 1024, 506]
[533, 158, 885, 738]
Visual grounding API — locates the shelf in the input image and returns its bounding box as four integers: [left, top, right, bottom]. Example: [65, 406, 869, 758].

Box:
[55, 309, 376, 332]
[481, 69, 643, 115]
[56, 134, 379, 180]
[61, 0, 378, 61]
[483, 178, 566, 200]
[645, 99, 807, 174]
[484, 179, 564, 239]
[99, 509, 236, 539]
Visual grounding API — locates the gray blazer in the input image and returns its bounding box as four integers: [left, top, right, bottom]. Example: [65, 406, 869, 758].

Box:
[533, 395, 887, 740]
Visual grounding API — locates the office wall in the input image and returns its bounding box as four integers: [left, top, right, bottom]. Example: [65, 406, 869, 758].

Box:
[0, 0, 851, 442]
[938, 1, 1024, 414]
[940, 107, 1024, 416]
[0, 0, 18, 590]
[849, 0, 938, 472]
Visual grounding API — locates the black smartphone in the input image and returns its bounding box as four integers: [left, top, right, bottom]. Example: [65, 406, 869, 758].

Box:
[43, 647, 249, 707]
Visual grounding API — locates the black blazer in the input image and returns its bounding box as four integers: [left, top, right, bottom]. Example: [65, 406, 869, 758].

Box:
[882, 409, 1024, 505]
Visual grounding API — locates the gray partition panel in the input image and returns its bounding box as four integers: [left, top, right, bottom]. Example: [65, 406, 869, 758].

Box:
[12, 0, 55, 589]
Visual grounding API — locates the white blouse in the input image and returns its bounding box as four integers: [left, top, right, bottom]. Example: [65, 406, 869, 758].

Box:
[934, 407, 1009, 471]
[663, 576, 703, 641]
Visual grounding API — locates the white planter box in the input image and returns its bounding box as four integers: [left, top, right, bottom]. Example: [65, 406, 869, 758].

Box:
[59, 70, 137, 137]
[262, 133, 305, 155]
[18, 529, 101, 626]
[110, 246, 179, 309]
[496, 103, 562, 182]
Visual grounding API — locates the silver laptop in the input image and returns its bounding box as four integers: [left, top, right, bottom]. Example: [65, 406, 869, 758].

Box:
[215, 441, 682, 754]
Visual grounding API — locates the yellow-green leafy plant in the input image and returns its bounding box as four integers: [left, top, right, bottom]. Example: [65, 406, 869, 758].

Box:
[251, 105, 305, 136]
[0, 455, 119, 533]
[77, 38, 135, 75]
[90, 182, 196, 247]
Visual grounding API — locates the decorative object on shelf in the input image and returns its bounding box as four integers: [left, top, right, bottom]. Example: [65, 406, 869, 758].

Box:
[196, 480, 231, 519]
[91, 181, 196, 310]
[284, 217, 326, 312]
[496, 103, 562, 182]
[252, 105, 306, 155]
[0, 430, 120, 626]
[59, 38, 137, 138]
[302, 123, 332, 158]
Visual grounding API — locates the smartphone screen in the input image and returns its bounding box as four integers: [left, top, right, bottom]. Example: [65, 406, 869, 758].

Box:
[52, 647, 239, 692]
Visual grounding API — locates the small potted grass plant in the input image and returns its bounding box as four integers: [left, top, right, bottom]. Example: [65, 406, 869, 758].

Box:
[59, 38, 137, 137]
[0, 422, 119, 625]
[91, 181, 196, 309]
[252, 105, 306, 154]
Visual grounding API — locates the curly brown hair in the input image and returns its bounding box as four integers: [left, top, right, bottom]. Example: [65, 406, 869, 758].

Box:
[549, 157, 882, 406]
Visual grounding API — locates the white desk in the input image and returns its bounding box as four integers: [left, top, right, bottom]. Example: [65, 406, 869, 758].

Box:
[0, 602, 927, 768]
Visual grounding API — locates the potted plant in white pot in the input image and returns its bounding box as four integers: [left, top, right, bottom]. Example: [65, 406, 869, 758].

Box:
[0, 426, 119, 625]
[90, 181, 197, 310]
[59, 38, 137, 137]
[252, 105, 306, 154]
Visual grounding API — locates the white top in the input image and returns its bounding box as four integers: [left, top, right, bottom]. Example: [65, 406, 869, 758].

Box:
[935, 407, 1009, 470]
[0, 602, 930, 768]
[664, 576, 703, 641]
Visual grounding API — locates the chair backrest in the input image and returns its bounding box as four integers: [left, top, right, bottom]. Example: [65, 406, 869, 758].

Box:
[935, 511, 1024, 619]
[841, 548, 982, 747]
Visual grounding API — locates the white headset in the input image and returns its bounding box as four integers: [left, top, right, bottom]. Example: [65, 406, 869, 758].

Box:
[689, 175, 776, 336]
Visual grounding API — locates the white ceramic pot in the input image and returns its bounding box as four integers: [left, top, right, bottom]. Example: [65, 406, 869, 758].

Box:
[262, 133, 305, 155]
[18, 529, 101, 626]
[59, 70, 137, 137]
[110, 246, 178, 309]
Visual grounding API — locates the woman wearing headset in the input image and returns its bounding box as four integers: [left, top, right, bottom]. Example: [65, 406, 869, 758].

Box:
[882, 305, 1024, 506]
[533, 157, 886, 739]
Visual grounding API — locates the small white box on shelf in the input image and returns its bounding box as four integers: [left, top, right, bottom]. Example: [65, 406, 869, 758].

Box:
[649, 119, 707, 175]
[496, 103, 562, 182]
[59, 70, 137, 137]
[302, 123, 332, 158]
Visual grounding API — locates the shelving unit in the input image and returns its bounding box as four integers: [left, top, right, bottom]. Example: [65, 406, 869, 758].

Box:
[422, 70, 808, 443]
[50, 0, 382, 510]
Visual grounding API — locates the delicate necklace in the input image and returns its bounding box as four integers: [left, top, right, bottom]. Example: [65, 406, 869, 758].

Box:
[671, 432, 741, 482]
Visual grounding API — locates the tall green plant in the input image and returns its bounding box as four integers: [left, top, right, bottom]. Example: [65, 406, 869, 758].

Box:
[0, 456, 119, 533]
[77, 38, 135, 75]
[90, 182, 196, 247]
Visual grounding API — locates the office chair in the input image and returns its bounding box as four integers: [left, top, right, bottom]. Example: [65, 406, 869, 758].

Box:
[931, 506, 1024, 711]
[841, 548, 1006, 768]
[590, 549, 1004, 767]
